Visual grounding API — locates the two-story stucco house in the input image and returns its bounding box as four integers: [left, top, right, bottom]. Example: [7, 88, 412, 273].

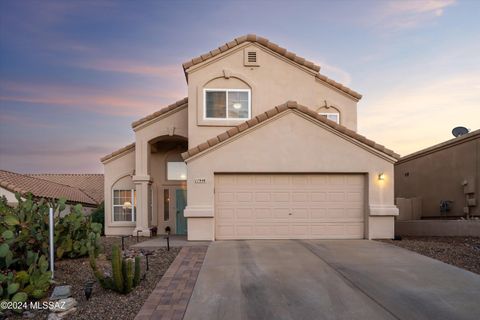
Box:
[101, 34, 400, 241]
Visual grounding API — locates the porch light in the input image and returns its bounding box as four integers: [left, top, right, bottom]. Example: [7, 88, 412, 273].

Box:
[378, 173, 385, 181]
[233, 102, 242, 110]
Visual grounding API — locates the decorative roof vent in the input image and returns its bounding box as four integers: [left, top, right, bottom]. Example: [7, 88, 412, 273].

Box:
[244, 48, 259, 67]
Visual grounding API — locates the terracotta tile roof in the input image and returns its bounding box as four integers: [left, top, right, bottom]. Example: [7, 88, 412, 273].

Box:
[0, 170, 98, 206]
[131, 97, 188, 129]
[182, 101, 399, 161]
[182, 34, 362, 100]
[100, 142, 135, 163]
[28, 173, 104, 203]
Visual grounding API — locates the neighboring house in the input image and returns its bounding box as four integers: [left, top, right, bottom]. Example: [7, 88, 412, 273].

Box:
[395, 129, 479, 219]
[102, 34, 399, 240]
[0, 170, 104, 213]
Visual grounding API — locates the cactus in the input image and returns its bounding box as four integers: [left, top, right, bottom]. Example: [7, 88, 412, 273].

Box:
[124, 259, 134, 293]
[111, 245, 124, 292]
[89, 245, 142, 294]
[133, 256, 141, 287]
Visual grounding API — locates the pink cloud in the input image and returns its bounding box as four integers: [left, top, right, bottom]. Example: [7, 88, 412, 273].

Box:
[74, 59, 184, 78]
[367, 0, 456, 31]
[0, 81, 186, 117]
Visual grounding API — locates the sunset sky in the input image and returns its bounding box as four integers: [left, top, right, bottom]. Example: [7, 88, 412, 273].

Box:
[0, 0, 479, 173]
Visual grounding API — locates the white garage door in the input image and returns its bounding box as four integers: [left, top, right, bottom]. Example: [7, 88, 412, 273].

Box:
[215, 173, 365, 240]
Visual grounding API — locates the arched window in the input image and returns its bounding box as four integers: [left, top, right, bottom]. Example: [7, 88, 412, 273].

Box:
[112, 175, 136, 222]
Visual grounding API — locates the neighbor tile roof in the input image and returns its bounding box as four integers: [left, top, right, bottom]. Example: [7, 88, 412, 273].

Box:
[28, 173, 104, 203]
[100, 142, 135, 163]
[182, 34, 362, 100]
[182, 101, 399, 160]
[131, 97, 188, 129]
[0, 170, 99, 206]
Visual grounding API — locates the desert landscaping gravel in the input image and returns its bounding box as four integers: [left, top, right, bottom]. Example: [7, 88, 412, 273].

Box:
[381, 236, 480, 275]
[6, 236, 180, 320]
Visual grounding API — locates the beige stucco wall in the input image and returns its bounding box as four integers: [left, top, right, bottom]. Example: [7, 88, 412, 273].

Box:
[0, 187, 17, 204]
[103, 148, 136, 236]
[186, 42, 359, 147]
[395, 220, 480, 237]
[395, 135, 479, 217]
[132, 106, 189, 236]
[185, 110, 397, 240]
[103, 106, 189, 236]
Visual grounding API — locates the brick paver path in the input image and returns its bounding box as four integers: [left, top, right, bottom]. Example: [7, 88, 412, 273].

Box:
[135, 246, 208, 320]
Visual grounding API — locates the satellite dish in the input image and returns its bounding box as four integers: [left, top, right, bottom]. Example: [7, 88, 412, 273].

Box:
[452, 126, 469, 137]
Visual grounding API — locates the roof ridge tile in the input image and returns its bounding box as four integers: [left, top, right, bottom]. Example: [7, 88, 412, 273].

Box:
[182, 102, 399, 161]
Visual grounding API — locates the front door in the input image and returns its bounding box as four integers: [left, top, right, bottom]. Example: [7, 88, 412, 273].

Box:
[175, 189, 187, 235]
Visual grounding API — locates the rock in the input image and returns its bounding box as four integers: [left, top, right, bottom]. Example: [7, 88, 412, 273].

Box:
[52, 297, 77, 313]
[50, 285, 72, 300]
[48, 313, 61, 320]
[22, 311, 35, 318]
[57, 307, 77, 319]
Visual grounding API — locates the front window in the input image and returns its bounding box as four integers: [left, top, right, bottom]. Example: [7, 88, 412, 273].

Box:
[113, 189, 136, 222]
[204, 89, 250, 120]
[167, 162, 187, 180]
[319, 112, 340, 124]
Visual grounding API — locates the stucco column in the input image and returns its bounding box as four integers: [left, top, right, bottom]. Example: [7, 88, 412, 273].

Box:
[133, 138, 152, 236]
[133, 176, 151, 236]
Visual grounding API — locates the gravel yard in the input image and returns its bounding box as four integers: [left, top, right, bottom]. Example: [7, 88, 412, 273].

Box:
[380, 236, 480, 275]
[7, 236, 180, 320]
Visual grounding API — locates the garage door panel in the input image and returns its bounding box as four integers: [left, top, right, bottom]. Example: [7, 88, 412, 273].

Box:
[215, 174, 365, 239]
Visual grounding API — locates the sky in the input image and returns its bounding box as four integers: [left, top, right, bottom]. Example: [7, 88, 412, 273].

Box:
[0, 0, 479, 173]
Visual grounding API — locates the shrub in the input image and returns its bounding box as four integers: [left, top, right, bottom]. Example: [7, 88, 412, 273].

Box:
[90, 202, 105, 236]
[0, 194, 102, 304]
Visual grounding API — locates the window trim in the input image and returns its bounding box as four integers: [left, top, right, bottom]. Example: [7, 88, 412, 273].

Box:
[203, 88, 251, 120]
[319, 112, 340, 124]
[112, 189, 136, 222]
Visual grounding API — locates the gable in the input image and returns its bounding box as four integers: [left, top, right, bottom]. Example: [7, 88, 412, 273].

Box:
[183, 34, 361, 101]
[183, 101, 398, 163]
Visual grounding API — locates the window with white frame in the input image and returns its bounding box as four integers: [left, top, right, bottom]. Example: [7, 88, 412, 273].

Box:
[319, 112, 340, 124]
[113, 189, 136, 222]
[204, 89, 251, 120]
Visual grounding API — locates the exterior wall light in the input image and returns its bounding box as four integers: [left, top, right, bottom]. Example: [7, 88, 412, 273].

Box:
[378, 173, 385, 181]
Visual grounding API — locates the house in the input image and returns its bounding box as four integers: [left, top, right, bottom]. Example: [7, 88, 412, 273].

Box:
[0, 170, 103, 213]
[101, 34, 399, 240]
[394, 129, 480, 236]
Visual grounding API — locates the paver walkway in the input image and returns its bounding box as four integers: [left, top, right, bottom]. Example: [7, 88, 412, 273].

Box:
[135, 246, 208, 320]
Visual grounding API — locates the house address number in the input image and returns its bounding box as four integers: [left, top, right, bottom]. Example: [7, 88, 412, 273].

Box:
[194, 178, 206, 184]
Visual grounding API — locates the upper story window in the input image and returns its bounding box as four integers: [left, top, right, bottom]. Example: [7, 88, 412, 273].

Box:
[319, 112, 340, 124]
[204, 89, 251, 120]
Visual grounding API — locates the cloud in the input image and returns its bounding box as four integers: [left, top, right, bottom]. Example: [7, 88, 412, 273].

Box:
[0, 114, 55, 129]
[0, 141, 108, 173]
[359, 72, 480, 156]
[318, 62, 352, 86]
[72, 59, 184, 78]
[368, 0, 456, 31]
[0, 81, 185, 117]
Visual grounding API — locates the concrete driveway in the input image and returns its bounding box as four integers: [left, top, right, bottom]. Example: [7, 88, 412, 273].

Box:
[183, 240, 480, 320]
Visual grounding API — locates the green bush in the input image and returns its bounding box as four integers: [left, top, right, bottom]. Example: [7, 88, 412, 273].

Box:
[90, 202, 105, 236]
[0, 194, 102, 304]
